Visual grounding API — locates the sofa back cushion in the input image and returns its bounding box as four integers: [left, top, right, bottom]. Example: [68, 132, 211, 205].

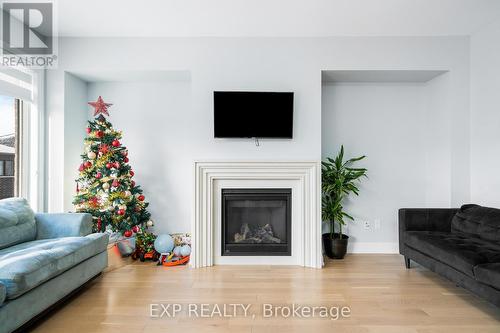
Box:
[451, 204, 500, 242]
[0, 198, 36, 249]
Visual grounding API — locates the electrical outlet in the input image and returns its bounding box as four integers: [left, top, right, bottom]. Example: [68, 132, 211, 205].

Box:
[374, 219, 381, 230]
[363, 220, 371, 230]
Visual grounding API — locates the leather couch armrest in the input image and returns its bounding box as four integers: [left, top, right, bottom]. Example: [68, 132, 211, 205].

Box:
[35, 213, 93, 239]
[398, 208, 458, 255]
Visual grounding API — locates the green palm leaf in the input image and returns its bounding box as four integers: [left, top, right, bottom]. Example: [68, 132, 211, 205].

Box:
[322, 145, 368, 239]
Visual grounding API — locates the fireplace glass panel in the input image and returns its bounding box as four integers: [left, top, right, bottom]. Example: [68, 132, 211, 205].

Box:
[222, 189, 291, 256]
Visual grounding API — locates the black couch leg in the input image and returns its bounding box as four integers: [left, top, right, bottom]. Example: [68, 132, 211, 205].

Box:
[404, 256, 411, 269]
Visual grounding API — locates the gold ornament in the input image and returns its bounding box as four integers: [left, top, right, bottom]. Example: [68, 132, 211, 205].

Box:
[87, 151, 97, 160]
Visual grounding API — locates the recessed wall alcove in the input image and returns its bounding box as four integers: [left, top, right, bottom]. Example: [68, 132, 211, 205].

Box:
[321, 69, 469, 253]
[60, 70, 192, 236]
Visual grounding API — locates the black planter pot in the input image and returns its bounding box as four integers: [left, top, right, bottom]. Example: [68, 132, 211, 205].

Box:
[322, 233, 349, 259]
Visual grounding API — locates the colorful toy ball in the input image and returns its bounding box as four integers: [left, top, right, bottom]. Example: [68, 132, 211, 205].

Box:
[154, 234, 174, 254]
[180, 245, 191, 257]
[173, 246, 182, 257]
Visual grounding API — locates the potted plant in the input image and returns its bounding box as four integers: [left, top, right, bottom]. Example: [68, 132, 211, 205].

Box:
[322, 145, 367, 259]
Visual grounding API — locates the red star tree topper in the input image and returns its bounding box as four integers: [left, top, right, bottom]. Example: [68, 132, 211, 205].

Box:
[88, 96, 113, 117]
[73, 97, 152, 235]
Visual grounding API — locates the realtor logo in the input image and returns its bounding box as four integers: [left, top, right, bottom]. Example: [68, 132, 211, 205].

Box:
[1, 1, 57, 68]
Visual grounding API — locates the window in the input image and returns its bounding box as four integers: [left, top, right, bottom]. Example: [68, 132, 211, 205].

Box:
[5, 161, 14, 176]
[0, 95, 18, 199]
[0, 160, 15, 176]
[0, 69, 44, 209]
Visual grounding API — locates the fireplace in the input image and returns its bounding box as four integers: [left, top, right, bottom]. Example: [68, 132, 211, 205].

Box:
[193, 161, 321, 268]
[221, 188, 291, 256]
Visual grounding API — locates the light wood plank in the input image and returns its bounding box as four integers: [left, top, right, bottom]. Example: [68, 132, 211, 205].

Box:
[29, 254, 500, 332]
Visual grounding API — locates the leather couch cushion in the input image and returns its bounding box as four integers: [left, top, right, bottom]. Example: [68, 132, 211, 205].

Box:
[474, 263, 500, 290]
[405, 231, 500, 277]
[451, 204, 500, 242]
[0, 233, 108, 299]
[0, 198, 36, 250]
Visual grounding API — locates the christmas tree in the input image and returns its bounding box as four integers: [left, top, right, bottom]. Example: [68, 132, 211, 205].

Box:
[73, 96, 151, 235]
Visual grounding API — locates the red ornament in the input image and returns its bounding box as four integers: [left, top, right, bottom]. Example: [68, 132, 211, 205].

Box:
[122, 150, 128, 156]
[112, 180, 120, 188]
[138, 194, 145, 201]
[97, 218, 102, 231]
[84, 161, 92, 168]
[135, 206, 141, 212]
[112, 140, 120, 147]
[86, 127, 91, 134]
[131, 180, 136, 187]
[124, 157, 129, 163]
[88, 96, 113, 117]
[96, 130, 104, 138]
[132, 225, 139, 233]
[123, 230, 132, 237]
[129, 170, 134, 177]
[117, 209, 126, 216]
[89, 197, 99, 207]
[105, 163, 112, 169]
[78, 164, 85, 172]
[114, 162, 120, 169]
[95, 172, 102, 179]
[99, 144, 110, 154]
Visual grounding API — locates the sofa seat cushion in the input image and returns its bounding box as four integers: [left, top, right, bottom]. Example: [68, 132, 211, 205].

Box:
[0, 233, 108, 299]
[474, 263, 500, 290]
[405, 231, 500, 277]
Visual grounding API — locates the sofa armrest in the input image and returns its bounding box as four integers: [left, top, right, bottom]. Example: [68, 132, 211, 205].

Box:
[398, 208, 458, 255]
[35, 213, 93, 239]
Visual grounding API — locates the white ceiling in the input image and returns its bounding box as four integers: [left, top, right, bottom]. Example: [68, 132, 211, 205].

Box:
[57, 0, 500, 37]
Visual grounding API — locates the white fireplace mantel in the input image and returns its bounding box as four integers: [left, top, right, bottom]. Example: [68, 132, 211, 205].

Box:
[192, 161, 322, 268]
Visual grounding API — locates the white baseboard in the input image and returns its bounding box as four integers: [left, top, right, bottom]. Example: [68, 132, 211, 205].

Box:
[347, 242, 399, 254]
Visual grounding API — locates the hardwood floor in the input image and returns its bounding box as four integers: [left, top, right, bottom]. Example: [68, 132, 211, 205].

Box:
[30, 254, 500, 333]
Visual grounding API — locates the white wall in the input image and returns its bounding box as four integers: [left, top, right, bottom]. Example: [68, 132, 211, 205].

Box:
[45, 36, 470, 241]
[63, 73, 88, 212]
[46, 70, 64, 213]
[45, 72, 88, 212]
[471, 19, 500, 206]
[423, 73, 453, 206]
[87, 81, 192, 234]
[322, 77, 456, 252]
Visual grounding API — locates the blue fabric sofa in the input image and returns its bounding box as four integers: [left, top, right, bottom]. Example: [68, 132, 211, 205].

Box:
[0, 198, 109, 333]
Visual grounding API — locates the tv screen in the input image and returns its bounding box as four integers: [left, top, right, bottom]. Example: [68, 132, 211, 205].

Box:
[214, 91, 294, 138]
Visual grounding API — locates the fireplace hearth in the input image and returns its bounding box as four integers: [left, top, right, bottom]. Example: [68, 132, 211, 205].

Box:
[221, 188, 291, 256]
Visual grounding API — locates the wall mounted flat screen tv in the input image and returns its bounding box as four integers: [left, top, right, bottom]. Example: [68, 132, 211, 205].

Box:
[214, 91, 294, 138]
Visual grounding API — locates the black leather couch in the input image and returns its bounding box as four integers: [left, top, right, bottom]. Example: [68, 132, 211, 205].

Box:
[399, 204, 500, 307]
